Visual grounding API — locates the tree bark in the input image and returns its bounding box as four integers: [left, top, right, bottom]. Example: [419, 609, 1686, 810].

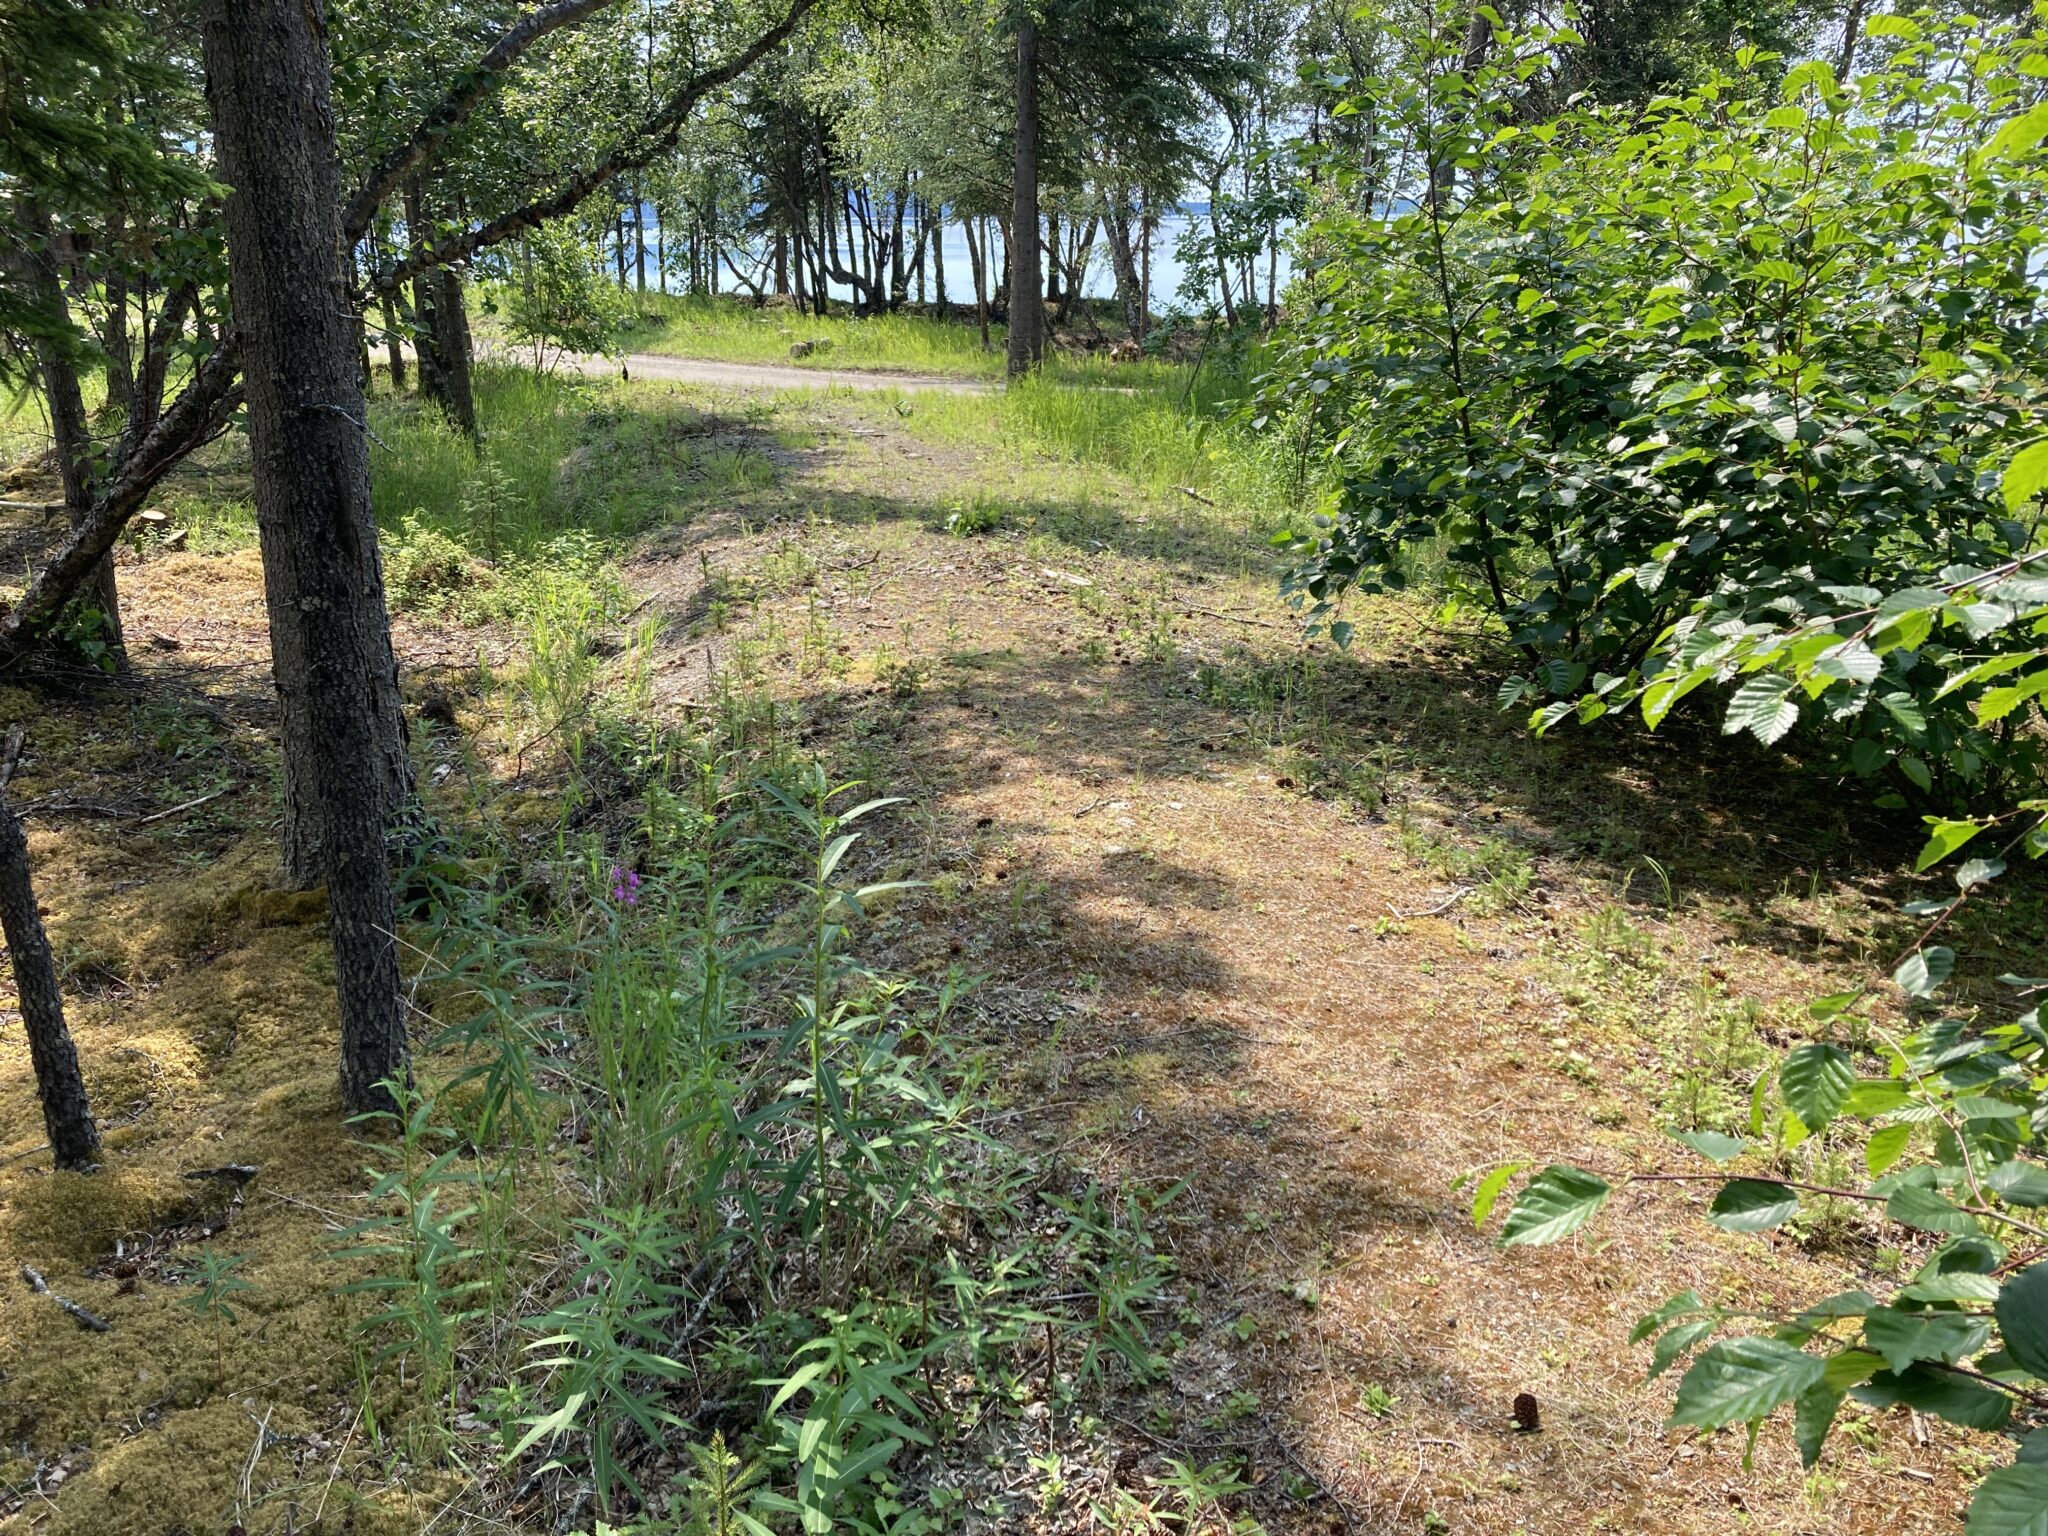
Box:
[101, 207, 134, 417]
[134, 281, 194, 435]
[0, 781, 100, 1171]
[379, 291, 406, 391]
[964, 216, 990, 349]
[633, 179, 647, 291]
[1105, 194, 1143, 337]
[1837, 0, 1868, 76]
[431, 267, 477, 437]
[23, 203, 125, 661]
[201, 0, 409, 1114]
[1428, 6, 1494, 210]
[404, 177, 451, 410]
[1007, 18, 1043, 376]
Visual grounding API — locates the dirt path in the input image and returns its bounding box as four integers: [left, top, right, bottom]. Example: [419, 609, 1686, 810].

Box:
[621, 394, 1963, 1535]
[518, 344, 997, 394]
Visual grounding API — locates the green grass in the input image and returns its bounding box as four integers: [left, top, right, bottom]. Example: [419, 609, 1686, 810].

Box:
[891, 366, 1308, 539]
[624, 292, 1005, 377]
[611, 292, 1190, 390]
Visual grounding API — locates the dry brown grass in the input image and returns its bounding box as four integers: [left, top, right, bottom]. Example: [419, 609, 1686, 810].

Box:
[611, 394, 2010, 1533]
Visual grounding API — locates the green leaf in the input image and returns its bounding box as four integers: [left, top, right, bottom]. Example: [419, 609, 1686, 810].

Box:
[1958, 858, 2008, 890]
[1855, 1365, 2012, 1430]
[1669, 1129, 1746, 1163]
[1499, 1165, 1610, 1247]
[1983, 104, 2048, 166]
[1966, 1464, 2048, 1536]
[1725, 674, 1799, 746]
[1631, 1291, 1707, 1344]
[1917, 818, 1989, 872]
[1863, 1306, 1990, 1374]
[1469, 1161, 1527, 1226]
[1894, 947, 1956, 998]
[2005, 440, 2048, 511]
[2019, 1426, 2048, 1465]
[1781, 1044, 1854, 1130]
[1866, 1123, 1912, 1176]
[1995, 1263, 2048, 1380]
[1651, 1318, 1715, 1378]
[1988, 1163, 2048, 1207]
[1846, 1079, 1911, 1118]
[1793, 1383, 1840, 1468]
[1888, 1183, 1981, 1236]
[1668, 1337, 1824, 1430]
[1821, 1348, 1884, 1392]
[1708, 1179, 1801, 1232]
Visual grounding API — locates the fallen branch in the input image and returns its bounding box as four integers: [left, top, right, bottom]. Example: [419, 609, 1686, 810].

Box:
[20, 1264, 110, 1332]
[183, 1163, 261, 1184]
[1185, 605, 1283, 629]
[1389, 885, 1473, 920]
[135, 786, 234, 826]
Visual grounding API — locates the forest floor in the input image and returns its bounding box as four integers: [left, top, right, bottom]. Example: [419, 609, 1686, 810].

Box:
[0, 368, 2029, 1535]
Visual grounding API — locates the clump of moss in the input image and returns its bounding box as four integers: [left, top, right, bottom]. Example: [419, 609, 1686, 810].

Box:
[5, 1165, 202, 1270]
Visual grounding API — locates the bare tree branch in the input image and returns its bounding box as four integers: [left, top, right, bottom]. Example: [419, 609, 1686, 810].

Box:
[374, 0, 820, 294]
[0, 339, 243, 654]
[341, 0, 622, 245]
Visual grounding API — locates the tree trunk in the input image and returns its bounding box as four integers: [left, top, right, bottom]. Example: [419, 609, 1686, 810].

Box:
[1105, 195, 1143, 337]
[1428, 7, 1494, 209]
[23, 203, 125, 661]
[633, 180, 647, 291]
[379, 292, 406, 391]
[404, 177, 451, 410]
[101, 208, 135, 417]
[1140, 202, 1151, 336]
[890, 181, 908, 310]
[932, 205, 947, 316]
[135, 282, 195, 434]
[431, 267, 477, 437]
[965, 216, 989, 349]
[1007, 18, 1042, 376]
[0, 783, 99, 1171]
[1044, 208, 1061, 312]
[201, 0, 409, 1115]
[1837, 0, 1868, 75]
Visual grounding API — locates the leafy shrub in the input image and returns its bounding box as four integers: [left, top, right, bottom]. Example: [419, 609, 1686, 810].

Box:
[499, 218, 630, 372]
[1263, 10, 2048, 800]
[384, 513, 485, 614]
[1477, 465, 2048, 1527]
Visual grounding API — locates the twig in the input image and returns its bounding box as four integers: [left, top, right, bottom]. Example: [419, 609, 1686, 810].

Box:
[184, 1163, 261, 1184]
[0, 499, 64, 514]
[19, 1264, 111, 1332]
[311, 1402, 362, 1529]
[240, 1403, 274, 1511]
[1273, 1434, 1360, 1534]
[1175, 485, 1216, 506]
[1389, 885, 1473, 920]
[1185, 605, 1281, 629]
[135, 786, 233, 826]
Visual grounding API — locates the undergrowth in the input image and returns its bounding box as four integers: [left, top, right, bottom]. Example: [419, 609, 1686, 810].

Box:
[326, 659, 1196, 1531]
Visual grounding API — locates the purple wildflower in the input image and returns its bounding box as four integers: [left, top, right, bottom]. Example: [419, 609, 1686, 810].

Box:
[610, 866, 641, 907]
